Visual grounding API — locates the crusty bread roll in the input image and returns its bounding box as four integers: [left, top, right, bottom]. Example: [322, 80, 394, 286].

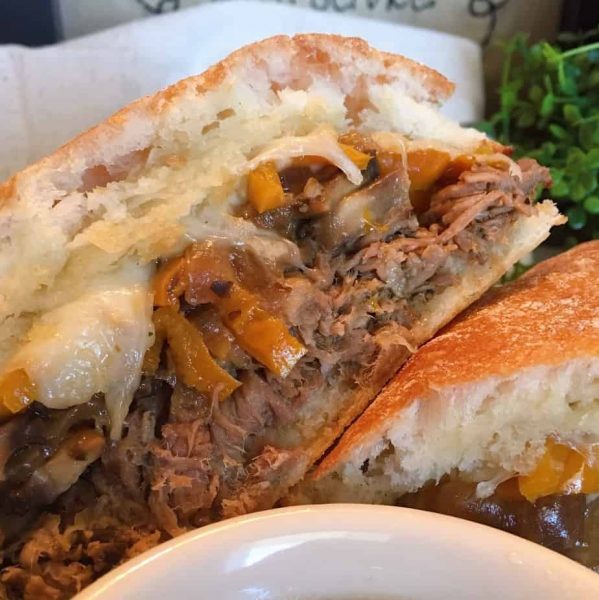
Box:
[293, 242, 599, 507]
[0, 34, 565, 597]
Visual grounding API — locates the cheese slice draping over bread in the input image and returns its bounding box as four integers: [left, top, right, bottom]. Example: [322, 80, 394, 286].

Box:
[0, 35, 563, 598]
[291, 242, 599, 567]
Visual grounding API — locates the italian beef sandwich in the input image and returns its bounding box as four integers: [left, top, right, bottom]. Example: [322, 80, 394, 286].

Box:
[0, 35, 562, 596]
[292, 242, 599, 568]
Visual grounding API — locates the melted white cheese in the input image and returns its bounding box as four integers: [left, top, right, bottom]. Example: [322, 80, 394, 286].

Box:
[246, 127, 364, 185]
[4, 280, 153, 439]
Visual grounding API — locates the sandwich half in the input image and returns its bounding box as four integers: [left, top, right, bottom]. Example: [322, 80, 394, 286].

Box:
[0, 35, 562, 596]
[293, 241, 599, 568]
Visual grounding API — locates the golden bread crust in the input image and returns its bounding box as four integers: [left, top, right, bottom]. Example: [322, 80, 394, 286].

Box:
[316, 241, 599, 477]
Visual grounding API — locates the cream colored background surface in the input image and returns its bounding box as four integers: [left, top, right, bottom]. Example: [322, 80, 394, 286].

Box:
[57, 0, 562, 47]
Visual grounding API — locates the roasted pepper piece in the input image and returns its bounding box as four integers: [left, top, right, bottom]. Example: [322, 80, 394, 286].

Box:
[377, 149, 451, 190]
[247, 162, 286, 213]
[582, 451, 599, 493]
[376, 151, 404, 178]
[0, 369, 37, 420]
[152, 242, 306, 377]
[142, 327, 165, 375]
[406, 149, 451, 190]
[476, 139, 511, 155]
[153, 255, 186, 307]
[216, 284, 306, 378]
[339, 143, 372, 170]
[519, 441, 573, 502]
[153, 307, 241, 400]
[518, 439, 599, 502]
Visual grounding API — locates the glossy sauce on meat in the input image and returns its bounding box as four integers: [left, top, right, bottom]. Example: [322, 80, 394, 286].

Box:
[400, 477, 599, 569]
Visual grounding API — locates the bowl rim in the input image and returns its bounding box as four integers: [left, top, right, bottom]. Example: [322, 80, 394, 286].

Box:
[75, 503, 599, 598]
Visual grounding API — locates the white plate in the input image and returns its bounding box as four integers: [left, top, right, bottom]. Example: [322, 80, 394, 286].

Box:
[76, 504, 599, 599]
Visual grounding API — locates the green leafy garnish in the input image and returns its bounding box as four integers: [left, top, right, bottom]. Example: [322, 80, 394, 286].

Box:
[480, 31, 599, 244]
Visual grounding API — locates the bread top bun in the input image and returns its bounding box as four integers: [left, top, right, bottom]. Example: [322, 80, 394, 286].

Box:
[0, 34, 454, 209]
[315, 241, 599, 480]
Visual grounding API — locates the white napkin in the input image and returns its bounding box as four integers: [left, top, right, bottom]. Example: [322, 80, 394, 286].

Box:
[0, 1, 483, 181]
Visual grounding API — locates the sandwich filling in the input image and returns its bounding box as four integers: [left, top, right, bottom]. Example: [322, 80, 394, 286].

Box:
[0, 131, 551, 598]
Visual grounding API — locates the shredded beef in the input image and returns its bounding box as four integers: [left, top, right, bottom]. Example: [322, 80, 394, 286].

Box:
[220, 446, 307, 519]
[0, 155, 553, 597]
[426, 159, 550, 237]
[148, 400, 219, 532]
[0, 493, 162, 600]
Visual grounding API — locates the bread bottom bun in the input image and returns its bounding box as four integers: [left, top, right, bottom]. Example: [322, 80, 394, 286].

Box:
[292, 356, 599, 505]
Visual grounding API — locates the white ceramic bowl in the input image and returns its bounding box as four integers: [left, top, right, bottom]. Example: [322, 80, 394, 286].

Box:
[76, 504, 599, 599]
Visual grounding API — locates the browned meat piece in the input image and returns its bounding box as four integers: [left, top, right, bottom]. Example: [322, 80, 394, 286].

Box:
[315, 169, 414, 251]
[220, 445, 308, 519]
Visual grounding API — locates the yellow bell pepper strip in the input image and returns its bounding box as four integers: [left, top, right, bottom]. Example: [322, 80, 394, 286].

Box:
[153, 255, 186, 308]
[142, 327, 165, 375]
[339, 143, 372, 170]
[247, 161, 286, 213]
[519, 439, 599, 502]
[0, 369, 37, 420]
[406, 149, 452, 191]
[153, 307, 241, 401]
[376, 148, 451, 189]
[152, 242, 306, 378]
[215, 284, 306, 378]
